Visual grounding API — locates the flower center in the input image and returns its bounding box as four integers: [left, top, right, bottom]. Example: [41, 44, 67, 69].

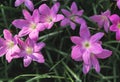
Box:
[7, 41, 14, 48]
[83, 41, 90, 49]
[47, 16, 53, 23]
[102, 16, 107, 20]
[26, 47, 33, 55]
[30, 22, 36, 29]
[70, 15, 75, 21]
[117, 23, 120, 29]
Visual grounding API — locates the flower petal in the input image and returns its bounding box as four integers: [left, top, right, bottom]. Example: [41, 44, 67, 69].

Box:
[80, 24, 90, 39]
[36, 23, 45, 32]
[117, 0, 120, 9]
[60, 18, 70, 27]
[32, 9, 40, 23]
[22, 9, 31, 20]
[71, 46, 82, 61]
[71, 2, 78, 14]
[18, 38, 26, 49]
[102, 10, 111, 16]
[76, 10, 84, 16]
[34, 42, 45, 52]
[18, 27, 31, 37]
[70, 21, 76, 30]
[24, 0, 34, 11]
[46, 22, 54, 29]
[96, 49, 112, 59]
[98, 19, 104, 28]
[29, 30, 39, 41]
[3, 29, 12, 40]
[90, 15, 102, 23]
[90, 43, 103, 54]
[12, 19, 29, 29]
[91, 55, 100, 73]
[116, 30, 120, 41]
[33, 53, 45, 63]
[15, 0, 24, 7]
[83, 63, 91, 74]
[61, 9, 71, 17]
[39, 15, 46, 22]
[23, 56, 32, 67]
[12, 45, 20, 53]
[0, 47, 6, 57]
[0, 38, 5, 46]
[70, 36, 82, 45]
[10, 45, 21, 58]
[110, 25, 118, 32]
[39, 4, 50, 15]
[13, 35, 19, 44]
[51, 2, 60, 14]
[90, 15, 104, 28]
[109, 14, 119, 24]
[90, 32, 104, 43]
[75, 17, 86, 25]
[25, 37, 34, 47]
[6, 44, 20, 63]
[104, 19, 110, 32]
[6, 50, 13, 63]
[83, 51, 90, 65]
[55, 14, 64, 22]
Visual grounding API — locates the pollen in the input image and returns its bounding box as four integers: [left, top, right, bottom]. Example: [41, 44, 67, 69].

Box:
[7, 41, 14, 48]
[26, 47, 33, 55]
[70, 15, 75, 21]
[83, 41, 91, 49]
[30, 22, 36, 29]
[117, 23, 120, 29]
[46, 16, 53, 23]
[102, 16, 107, 20]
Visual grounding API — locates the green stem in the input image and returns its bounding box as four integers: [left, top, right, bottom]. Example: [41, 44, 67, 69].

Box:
[0, 4, 8, 28]
[62, 62, 81, 82]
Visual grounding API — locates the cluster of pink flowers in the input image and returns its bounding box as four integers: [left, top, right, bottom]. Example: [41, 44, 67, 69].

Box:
[0, 29, 45, 67]
[2, 0, 120, 74]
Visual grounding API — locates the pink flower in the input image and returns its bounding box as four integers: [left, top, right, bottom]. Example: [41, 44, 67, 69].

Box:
[38, 2, 64, 29]
[12, 9, 45, 41]
[90, 10, 111, 32]
[0, 29, 20, 63]
[71, 24, 112, 74]
[17, 38, 45, 67]
[109, 14, 120, 41]
[82, 49, 112, 74]
[61, 2, 85, 30]
[15, 0, 34, 11]
[116, 0, 120, 9]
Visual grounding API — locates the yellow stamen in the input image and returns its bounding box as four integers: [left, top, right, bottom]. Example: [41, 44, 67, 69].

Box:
[83, 41, 91, 49]
[26, 47, 33, 55]
[30, 22, 36, 29]
[7, 41, 14, 48]
[118, 23, 120, 29]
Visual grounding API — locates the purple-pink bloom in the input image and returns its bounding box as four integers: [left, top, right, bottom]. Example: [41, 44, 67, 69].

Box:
[116, 0, 120, 9]
[38, 2, 64, 29]
[0, 29, 20, 63]
[90, 10, 111, 32]
[61, 2, 85, 30]
[15, 0, 34, 11]
[71, 24, 112, 74]
[82, 49, 112, 74]
[17, 38, 45, 67]
[12, 9, 45, 41]
[109, 14, 120, 41]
